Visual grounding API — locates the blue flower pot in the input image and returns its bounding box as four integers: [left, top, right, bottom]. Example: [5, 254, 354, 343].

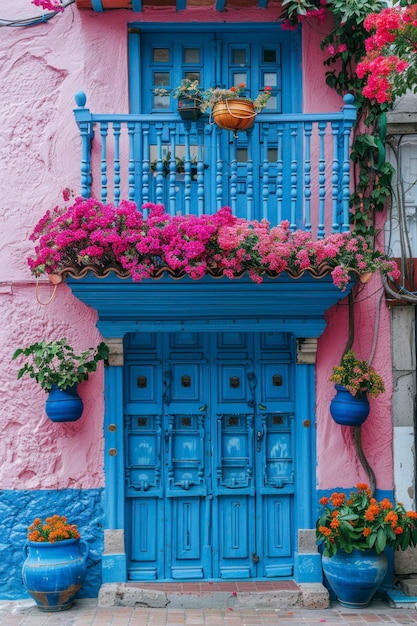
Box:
[45, 384, 84, 422]
[322, 549, 388, 608]
[22, 538, 89, 611]
[330, 384, 370, 426]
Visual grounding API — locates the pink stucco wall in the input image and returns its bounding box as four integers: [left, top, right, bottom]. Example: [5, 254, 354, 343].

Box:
[0, 2, 393, 493]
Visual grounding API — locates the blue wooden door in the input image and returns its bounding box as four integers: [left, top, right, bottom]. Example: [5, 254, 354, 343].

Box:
[124, 332, 295, 580]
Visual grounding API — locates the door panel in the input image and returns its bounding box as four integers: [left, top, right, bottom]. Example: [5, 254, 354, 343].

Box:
[125, 332, 296, 580]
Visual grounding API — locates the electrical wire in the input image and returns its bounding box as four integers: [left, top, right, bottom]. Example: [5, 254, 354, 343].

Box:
[0, 0, 74, 27]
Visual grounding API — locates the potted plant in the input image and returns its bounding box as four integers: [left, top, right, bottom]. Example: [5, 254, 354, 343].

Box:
[317, 484, 417, 607]
[154, 78, 204, 120]
[328, 350, 385, 426]
[22, 515, 89, 611]
[201, 83, 272, 131]
[150, 151, 205, 180]
[12, 338, 109, 422]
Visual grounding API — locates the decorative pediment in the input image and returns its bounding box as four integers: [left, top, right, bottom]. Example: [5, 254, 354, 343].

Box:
[66, 271, 352, 338]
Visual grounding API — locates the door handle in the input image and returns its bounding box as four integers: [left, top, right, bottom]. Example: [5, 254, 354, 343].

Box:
[256, 427, 264, 452]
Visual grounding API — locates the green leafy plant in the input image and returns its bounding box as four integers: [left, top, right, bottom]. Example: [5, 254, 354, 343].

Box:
[201, 84, 272, 112]
[154, 78, 204, 103]
[150, 151, 206, 179]
[13, 338, 109, 392]
[329, 350, 385, 399]
[280, 0, 394, 240]
[317, 484, 417, 557]
[27, 515, 80, 543]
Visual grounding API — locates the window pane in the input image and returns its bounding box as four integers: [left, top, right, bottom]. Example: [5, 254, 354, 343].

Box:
[184, 48, 200, 63]
[232, 49, 247, 65]
[153, 72, 170, 87]
[185, 71, 201, 83]
[153, 48, 170, 63]
[263, 49, 277, 63]
[263, 73, 277, 87]
[233, 73, 246, 87]
[268, 148, 278, 162]
[237, 149, 248, 163]
[266, 95, 277, 110]
[153, 95, 170, 110]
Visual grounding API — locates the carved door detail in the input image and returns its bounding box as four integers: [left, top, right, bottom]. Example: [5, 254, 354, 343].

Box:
[125, 332, 295, 580]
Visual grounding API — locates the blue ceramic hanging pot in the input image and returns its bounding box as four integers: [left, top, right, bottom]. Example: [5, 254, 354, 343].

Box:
[330, 384, 370, 426]
[322, 549, 388, 608]
[22, 538, 89, 611]
[45, 384, 84, 422]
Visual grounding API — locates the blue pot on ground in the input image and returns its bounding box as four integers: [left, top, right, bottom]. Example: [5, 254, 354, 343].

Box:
[322, 549, 388, 608]
[45, 384, 84, 422]
[330, 384, 370, 426]
[22, 538, 89, 611]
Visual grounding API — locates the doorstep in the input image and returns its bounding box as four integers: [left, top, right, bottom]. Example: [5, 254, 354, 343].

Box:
[98, 580, 329, 610]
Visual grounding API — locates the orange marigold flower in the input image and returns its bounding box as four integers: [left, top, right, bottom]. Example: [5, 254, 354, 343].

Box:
[318, 525, 332, 537]
[331, 493, 346, 507]
[384, 511, 398, 528]
[380, 498, 393, 510]
[357, 483, 369, 491]
[330, 518, 340, 528]
[363, 527, 372, 537]
[364, 505, 379, 521]
[394, 527, 404, 535]
[319, 497, 329, 505]
[407, 511, 417, 520]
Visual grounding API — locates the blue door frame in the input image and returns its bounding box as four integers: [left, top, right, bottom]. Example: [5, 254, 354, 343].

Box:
[66, 272, 351, 584]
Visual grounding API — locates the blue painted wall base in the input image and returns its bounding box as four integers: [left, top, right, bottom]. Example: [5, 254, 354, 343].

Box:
[0, 489, 104, 600]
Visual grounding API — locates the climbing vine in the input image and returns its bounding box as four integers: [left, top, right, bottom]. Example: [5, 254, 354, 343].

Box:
[281, 0, 396, 240]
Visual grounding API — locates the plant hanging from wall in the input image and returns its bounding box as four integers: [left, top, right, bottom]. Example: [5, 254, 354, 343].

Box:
[280, 0, 395, 241]
[329, 350, 385, 400]
[27, 198, 400, 289]
[357, 4, 417, 104]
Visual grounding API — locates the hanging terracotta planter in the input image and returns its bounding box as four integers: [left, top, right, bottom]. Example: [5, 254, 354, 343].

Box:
[330, 384, 370, 426]
[177, 97, 202, 121]
[212, 99, 256, 131]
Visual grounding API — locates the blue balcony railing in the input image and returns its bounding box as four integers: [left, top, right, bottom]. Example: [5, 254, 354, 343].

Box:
[73, 91, 356, 238]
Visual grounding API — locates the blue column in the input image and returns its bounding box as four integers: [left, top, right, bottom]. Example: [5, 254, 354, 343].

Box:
[293, 339, 322, 584]
[102, 338, 127, 583]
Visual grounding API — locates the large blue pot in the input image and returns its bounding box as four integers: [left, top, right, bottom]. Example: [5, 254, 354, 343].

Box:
[22, 538, 89, 611]
[330, 384, 370, 426]
[322, 549, 388, 608]
[45, 384, 84, 422]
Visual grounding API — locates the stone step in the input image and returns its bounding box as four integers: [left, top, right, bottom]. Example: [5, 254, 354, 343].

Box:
[98, 581, 329, 610]
[399, 577, 417, 597]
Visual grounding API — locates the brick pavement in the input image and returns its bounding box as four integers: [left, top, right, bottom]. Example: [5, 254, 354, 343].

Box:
[1, 599, 417, 626]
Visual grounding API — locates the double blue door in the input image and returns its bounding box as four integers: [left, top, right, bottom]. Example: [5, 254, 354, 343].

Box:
[124, 331, 296, 580]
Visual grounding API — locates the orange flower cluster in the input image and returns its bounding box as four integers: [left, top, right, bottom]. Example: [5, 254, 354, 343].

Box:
[27, 515, 80, 543]
[316, 483, 417, 557]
